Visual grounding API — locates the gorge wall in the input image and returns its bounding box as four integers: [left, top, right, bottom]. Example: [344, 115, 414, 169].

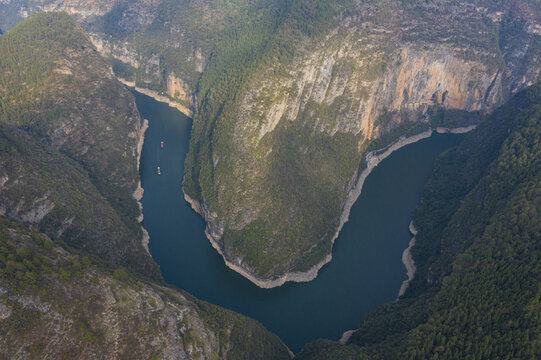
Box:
[0, 14, 291, 359]
[182, 0, 540, 285]
[2, 0, 539, 286]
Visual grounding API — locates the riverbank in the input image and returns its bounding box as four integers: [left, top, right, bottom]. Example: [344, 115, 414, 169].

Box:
[398, 221, 418, 298]
[184, 125, 476, 289]
[183, 193, 331, 288]
[339, 330, 356, 344]
[133, 118, 151, 254]
[118, 78, 193, 118]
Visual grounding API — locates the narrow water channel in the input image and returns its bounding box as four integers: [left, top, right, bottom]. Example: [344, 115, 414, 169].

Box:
[136, 90, 465, 353]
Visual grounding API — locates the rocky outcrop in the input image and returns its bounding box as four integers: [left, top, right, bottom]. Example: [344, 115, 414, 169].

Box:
[118, 77, 193, 117]
[133, 118, 150, 253]
[398, 221, 419, 298]
[3, 1, 538, 286]
[0, 13, 160, 279]
[88, 33, 141, 69]
[0, 225, 291, 360]
[182, 1, 540, 286]
[167, 72, 189, 102]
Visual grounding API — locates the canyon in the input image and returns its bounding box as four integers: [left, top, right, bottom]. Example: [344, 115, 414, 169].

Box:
[2, 0, 538, 286]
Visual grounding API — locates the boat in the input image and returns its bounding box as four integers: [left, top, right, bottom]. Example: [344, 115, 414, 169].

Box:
[157, 166, 161, 176]
[160, 141, 164, 149]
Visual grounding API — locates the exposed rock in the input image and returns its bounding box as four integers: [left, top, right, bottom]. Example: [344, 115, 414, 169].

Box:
[1, 0, 538, 286]
[0, 225, 290, 360]
[167, 72, 189, 102]
[20, 198, 55, 224]
[182, 1, 540, 285]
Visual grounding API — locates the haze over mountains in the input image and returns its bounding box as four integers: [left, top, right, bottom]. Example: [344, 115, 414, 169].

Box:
[0, 1, 539, 359]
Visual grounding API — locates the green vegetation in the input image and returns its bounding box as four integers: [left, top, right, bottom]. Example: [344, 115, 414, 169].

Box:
[0, 13, 291, 358]
[184, 0, 350, 201]
[0, 216, 290, 359]
[182, 0, 360, 278]
[0, 12, 159, 279]
[3, 0, 536, 282]
[222, 117, 360, 275]
[297, 84, 541, 359]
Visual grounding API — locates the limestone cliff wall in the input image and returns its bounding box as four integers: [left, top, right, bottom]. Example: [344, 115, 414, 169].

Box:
[239, 45, 503, 145]
[1, 0, 539, 286]
[223, 35, 505, 236]
[189, 2, 540, 284]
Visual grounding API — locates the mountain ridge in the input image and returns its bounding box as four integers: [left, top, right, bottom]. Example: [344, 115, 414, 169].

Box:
[2, 1, 539, 284]
[296, 82, 541, 359]
[0, 13, 292, 359]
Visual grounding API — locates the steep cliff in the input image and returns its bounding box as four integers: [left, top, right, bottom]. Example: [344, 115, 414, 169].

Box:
[2, 0, 539, 286]
[183, 0, 541, 285]
[296, 82, 541, 360]
[0, 13, 291, 359]
[0, 12, 158, 278]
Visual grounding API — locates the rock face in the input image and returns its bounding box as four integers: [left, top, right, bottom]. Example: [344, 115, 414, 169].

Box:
[0, 12, 159, 279]
[167, 72, 189, 102]
[2, 1, 539, 286]
[183, 1, 540, 285]
[0, 13, 291, 359]
[0, 222, 291, 360]
[239, 46, 501, 142]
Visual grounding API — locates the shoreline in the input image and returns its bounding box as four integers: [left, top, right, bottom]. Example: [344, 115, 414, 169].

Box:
[183, 193, 331, 288]
[397, 221, 418, 298]
[339, 329, 356, 345]
[184, 124, 476, 289]
[133, 118, 151, 254]
[117, 78, 193, 118]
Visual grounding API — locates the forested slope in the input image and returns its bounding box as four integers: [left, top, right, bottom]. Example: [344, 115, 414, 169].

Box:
[0, 13, 291, 359]
[296, 84, 541, 359]
[0, 12, 160, 278]
[2, 0, 539, 286]
[0, 217, 290, 359]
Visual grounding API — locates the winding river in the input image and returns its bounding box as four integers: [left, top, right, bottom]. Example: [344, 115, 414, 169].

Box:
[135, 91, 465, 353]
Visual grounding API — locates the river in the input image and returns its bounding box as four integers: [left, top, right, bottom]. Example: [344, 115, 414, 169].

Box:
[135, 91, 465, 353]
